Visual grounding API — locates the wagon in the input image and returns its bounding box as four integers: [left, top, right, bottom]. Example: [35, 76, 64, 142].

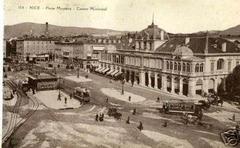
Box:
[107, 108, 122, 120]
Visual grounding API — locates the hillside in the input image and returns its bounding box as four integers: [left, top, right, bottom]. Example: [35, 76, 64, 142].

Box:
[4, 22, 126, 39]
[220, 24, 240, 36]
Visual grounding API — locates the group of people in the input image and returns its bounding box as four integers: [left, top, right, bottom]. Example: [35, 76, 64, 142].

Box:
[57, 92, 73, 104]
[95, 113, 105, 122]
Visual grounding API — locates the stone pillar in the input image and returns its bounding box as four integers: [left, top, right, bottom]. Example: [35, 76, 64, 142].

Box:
[161, 74, 167, 92]
[214, 78, 218, 93]
[154, 72, 158, 89]
[141, 41, 144, 50]
[203, 78, 208, 94]
[223, 77, 226, 91]
[179, 78, 183, 95]
[147, 42, 150, 50]
[139, 71, 145, 86]
[148, 71, 151, 87]
[171, 76, 175, 93]
[128, 70, 131, 83]
[188, 78, 196, 97]
[132, 71, 135, 84]
[135, 41, 139, 50]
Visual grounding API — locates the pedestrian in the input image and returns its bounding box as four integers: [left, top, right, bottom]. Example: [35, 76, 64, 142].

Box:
[95, 114, 99, 122]
[232, 113, 235, 121]
[137, 121, 143, 131]
[99, 113, 104, 122]
[132, 108, 136, 115]
[163, 120, 168, 127]
[157, 97, 160, 102]
[70, 93, 72, 99]
[65, 97, 67, 104]
[106, 98, 109, 103]
[129, 96, 131, 102]
[126, 116, 130, 124]
[131, 81, 134, 87]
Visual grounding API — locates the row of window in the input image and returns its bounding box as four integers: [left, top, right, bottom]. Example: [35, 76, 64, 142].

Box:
[143, 58, 162, 69]
[125, 57, 141, 66]
[25, 41, 53, 44]
[211, 59, 240, 72]
[135, 41, 153, 50]
[166, 61, 192, 72]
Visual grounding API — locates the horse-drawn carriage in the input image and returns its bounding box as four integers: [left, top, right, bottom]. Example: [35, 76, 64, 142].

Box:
[107, 108, 122, 120]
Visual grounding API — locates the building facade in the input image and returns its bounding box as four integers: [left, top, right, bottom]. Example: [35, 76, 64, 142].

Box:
[97, 22, 240, 98]
[55, 40, 117, 69]
[16, 38, 56, 62]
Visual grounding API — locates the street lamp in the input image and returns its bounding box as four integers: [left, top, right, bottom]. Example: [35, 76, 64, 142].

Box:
[57, 76, 62, 101]
[121, 73, 125, 95]
[77, 65, 80, 78]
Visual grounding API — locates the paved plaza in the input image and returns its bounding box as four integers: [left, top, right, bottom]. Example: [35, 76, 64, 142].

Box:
[2, 67, 240, 148]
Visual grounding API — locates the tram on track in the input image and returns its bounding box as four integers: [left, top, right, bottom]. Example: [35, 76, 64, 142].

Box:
[73, 87, 91, 103]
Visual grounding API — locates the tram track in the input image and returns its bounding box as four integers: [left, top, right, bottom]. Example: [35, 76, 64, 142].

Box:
[2, 80, 40, 144]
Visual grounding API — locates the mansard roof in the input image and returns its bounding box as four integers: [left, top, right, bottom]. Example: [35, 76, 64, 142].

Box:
[155, 37, 240, 54]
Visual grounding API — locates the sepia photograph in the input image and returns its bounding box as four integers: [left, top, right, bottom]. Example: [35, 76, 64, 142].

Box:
[2, 0, 240, 147]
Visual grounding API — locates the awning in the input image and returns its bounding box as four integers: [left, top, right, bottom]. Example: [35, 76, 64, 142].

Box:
[111, 70, 119, 76]
[106, 69, 114, 75]
[99, 67, 106, 73]
[102, 68, 110, 73]
[99, 67, 106, 72]
[93, 46, 105, 51]
[95, 67, 102, 72]
[114, 72, 122, 77]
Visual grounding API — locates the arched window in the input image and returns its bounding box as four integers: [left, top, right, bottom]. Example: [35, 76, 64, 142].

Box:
[144, 42, 147, 49]
[166, 61, 169, 69]
[183, 63, 186, 72]
[200, 63, 204, 72]
[195, 63, 199, 72]
[170, 62, 173, 70]
[217, 59, 224, 70]
[178, 62, 181, 71]
[187, 63, 190, 72]
[174, 62, 177, 70]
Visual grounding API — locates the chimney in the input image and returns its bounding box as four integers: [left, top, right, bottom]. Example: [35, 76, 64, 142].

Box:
[185, 37, 190, 44]
[45, 22, 49, 37]
[160, 31, 164, 40]
[222, 42, 227, 52]
[204, 31, 209, 54]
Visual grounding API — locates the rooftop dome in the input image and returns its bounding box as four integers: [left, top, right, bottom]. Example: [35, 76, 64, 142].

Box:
[136, 23, 169, 40]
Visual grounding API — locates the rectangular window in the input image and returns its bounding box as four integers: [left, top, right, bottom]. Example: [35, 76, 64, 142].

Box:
[211, 62, 214, 72]
[236, 61, 239, 66]
[228, 61, 231, 71]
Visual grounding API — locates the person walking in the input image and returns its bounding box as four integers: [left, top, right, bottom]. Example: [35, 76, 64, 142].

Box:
[157, 97, 160, 102]
[64, 97, 67, 104]
[132, 108, 136, 115]
[106, 97, 109, 104]
[95, 114, 99, 122]
[137, 121, 143, 131]
[126, 116, 130, 124]
[232, 113, 235, 121]
[129, 96, 131, 102]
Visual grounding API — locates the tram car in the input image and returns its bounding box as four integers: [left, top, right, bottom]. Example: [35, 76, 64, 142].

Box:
[162, 100, 201, 115]
[73, 87, 91, 103]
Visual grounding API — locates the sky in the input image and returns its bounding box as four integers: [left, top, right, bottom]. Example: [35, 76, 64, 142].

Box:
[3, 0, 240, 33]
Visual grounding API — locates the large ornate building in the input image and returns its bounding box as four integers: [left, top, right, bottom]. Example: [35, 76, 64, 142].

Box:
[96, 22, 240, 97]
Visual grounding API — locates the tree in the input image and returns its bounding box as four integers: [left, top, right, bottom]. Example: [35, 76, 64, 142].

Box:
[225, 65, 240, 100]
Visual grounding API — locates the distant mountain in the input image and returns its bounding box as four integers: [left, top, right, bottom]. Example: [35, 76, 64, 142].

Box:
[220, 24, 240, 36]
[4, 22, 127, 39]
